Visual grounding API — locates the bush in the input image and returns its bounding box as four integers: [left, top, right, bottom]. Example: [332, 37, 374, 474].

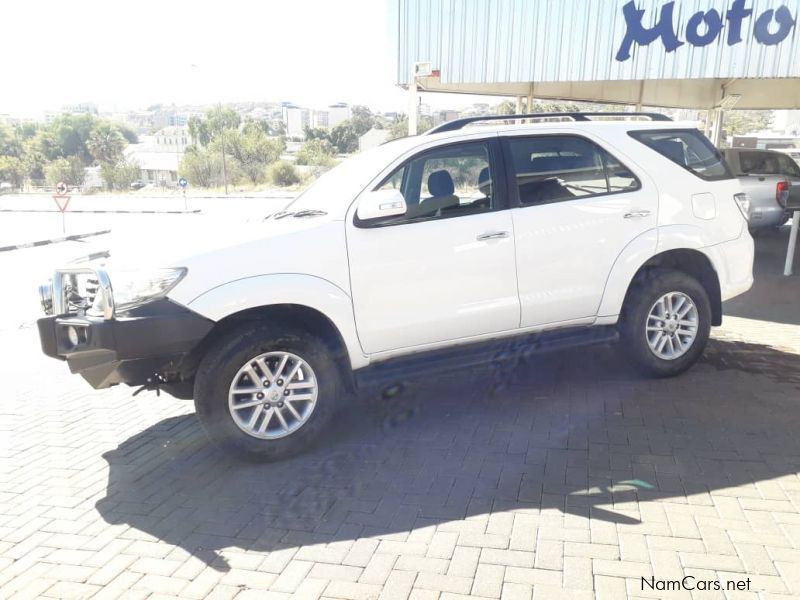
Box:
[295, 138, 335, 167]
[179, 146, 241, 188]
[100, 159, 141, 190]
[269, 161, 300, 186]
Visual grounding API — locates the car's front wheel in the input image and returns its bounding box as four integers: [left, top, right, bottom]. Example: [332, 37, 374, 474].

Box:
[194, 323, 340, 460]
[620, 269, 711, 377]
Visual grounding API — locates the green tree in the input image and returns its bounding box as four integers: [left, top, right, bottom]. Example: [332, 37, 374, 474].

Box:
[387, 114, 433, 140]
[0, 124, 22, 157]
[179, 146, 231, 188]
[87, 123, 126, 165]
[496, 100, 516, 115]
[226, 126, 285, 184]
[304, 126, 331, 142]
[720, 111, 773, 137]
[295, 138, 335, 166]
[0, 156, 26, 188]
[329, 122, 359, 153]
[22, 141, 47, 181]
[350, 105, 377, 136]
[44, 156, 85, 186]
[187, 115, 211, 147]
[206, 106, 241, 138]
[269, 160, 300, 186]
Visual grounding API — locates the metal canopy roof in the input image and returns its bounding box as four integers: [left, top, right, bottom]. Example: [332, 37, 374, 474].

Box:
[397, 0, 800, 110]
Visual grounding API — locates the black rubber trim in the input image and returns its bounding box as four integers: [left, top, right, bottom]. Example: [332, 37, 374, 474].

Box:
[37, 299, 214, 389]
[354, 325, 618, 389]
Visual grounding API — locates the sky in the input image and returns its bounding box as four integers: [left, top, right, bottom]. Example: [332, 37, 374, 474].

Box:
[1, 0, 477, 117]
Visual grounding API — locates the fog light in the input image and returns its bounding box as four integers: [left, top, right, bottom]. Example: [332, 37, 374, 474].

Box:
[67, 326, 80, 347]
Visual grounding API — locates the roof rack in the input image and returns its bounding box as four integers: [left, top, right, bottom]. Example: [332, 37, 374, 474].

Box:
[425, 112, 672, 135]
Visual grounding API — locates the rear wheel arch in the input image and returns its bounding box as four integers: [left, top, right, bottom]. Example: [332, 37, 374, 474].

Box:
[622, 249, 722, 326]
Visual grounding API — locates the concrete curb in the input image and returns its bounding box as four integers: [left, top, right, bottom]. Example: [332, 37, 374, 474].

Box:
[0, 209, 202, 214]
[0, 229, 111, 253]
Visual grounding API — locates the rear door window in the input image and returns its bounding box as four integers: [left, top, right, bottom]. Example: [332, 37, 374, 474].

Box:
[504, 135, 640, 206]
[630, 129, 733, 181]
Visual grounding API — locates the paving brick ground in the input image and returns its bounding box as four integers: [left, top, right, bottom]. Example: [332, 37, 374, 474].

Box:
[2, 230, 800, 599]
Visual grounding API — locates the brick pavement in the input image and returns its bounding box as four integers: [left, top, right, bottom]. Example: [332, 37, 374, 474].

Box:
[2, 231, 800, 599]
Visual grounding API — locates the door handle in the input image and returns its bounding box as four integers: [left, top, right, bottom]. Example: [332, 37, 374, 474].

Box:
[623, 210, 652, 219]
[476, 231, 510, 241]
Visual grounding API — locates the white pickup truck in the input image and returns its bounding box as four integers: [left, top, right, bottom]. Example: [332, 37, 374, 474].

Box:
[722, 148, 800, 230]
[37, 113, 754, 460]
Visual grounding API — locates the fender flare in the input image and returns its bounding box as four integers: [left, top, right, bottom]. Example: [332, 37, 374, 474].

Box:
[184, 273, 368, 369]
[598, 224, 724, 318]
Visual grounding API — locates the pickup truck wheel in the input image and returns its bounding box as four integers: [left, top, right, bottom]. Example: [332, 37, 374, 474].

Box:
[193, 324, 340, 461]
[620, 270, 711, 378]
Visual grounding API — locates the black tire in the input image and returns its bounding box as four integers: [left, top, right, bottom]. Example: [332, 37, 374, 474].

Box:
[620, 269, 711, 378]
[193, 322, 341, 461]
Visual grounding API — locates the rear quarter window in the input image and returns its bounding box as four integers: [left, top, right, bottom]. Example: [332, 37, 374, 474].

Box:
[629, 129, 733, 181]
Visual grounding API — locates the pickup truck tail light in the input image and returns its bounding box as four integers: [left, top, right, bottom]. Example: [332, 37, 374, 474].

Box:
[734, 193, 750, 221]
[777, 181, 790, 208]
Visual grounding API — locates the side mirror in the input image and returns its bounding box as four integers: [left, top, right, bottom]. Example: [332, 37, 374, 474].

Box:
[357, 189, 407, 221]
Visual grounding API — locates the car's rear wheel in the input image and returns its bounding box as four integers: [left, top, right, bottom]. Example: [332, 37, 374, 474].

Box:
[194, 323, 340, 460]
[620, 269, 711, 377]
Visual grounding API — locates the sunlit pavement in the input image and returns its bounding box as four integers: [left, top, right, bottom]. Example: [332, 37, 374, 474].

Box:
[1, 216, 800, 599]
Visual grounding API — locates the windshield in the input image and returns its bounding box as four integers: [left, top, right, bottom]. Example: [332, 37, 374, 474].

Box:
[276, 137, 418, 217]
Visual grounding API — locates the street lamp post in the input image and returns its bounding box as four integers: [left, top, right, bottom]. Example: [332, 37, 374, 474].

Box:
[218, 102, 229, 196]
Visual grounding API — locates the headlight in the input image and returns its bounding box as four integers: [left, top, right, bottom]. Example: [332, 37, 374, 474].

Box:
[90, 268, 186, 314]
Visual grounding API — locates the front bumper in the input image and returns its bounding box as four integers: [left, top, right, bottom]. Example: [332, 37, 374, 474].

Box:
[37, 299, 214, 389]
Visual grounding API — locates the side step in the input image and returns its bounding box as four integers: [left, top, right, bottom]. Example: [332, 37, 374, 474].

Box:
[354, 325, 619, 389]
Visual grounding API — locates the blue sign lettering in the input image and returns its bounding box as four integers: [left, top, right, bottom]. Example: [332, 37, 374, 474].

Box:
[754, 6, 796, 45]
[686, 8, 723, 46]
[616, 0, 797, 61]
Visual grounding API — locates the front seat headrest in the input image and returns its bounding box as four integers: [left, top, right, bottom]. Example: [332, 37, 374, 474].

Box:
[428, 170, 455, 197]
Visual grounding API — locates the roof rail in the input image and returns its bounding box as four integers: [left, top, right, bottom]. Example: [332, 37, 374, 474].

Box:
[426, 112, 672, 135]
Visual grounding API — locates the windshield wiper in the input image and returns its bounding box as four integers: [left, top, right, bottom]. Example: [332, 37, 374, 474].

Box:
[292, 209, 327, 218]
[270, 210, 294, 220]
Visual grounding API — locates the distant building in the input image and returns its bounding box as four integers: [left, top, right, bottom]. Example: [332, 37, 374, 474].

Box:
[154, 126, 190, 152]
[311, 110, 329, 129]
[124, 126, 187, 186]
[61, 102, 99, 115]
[285, 107, 310, 139]
[433, 110, 460, 126]
[327, 103, 352, 128]
[359, 128, 391, 152]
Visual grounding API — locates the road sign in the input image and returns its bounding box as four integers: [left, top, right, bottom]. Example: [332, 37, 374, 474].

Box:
[178, 177, 188, 188]
[52, 182, 71, 234]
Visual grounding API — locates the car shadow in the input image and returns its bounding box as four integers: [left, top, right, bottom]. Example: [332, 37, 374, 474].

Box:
[95, 339, 800, 571]
[724, 225, 800, 326]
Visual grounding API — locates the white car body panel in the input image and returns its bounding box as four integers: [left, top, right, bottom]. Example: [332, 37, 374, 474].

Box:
[185, 273, 369, 369]
[149, 120, 754, 371]
[500, 127, 659, 326]
[346, 208, 520, 354]
[167, 219, 351, 306]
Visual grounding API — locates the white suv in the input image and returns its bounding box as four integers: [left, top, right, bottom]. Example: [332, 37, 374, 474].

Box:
[37, 113, 754, 460]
